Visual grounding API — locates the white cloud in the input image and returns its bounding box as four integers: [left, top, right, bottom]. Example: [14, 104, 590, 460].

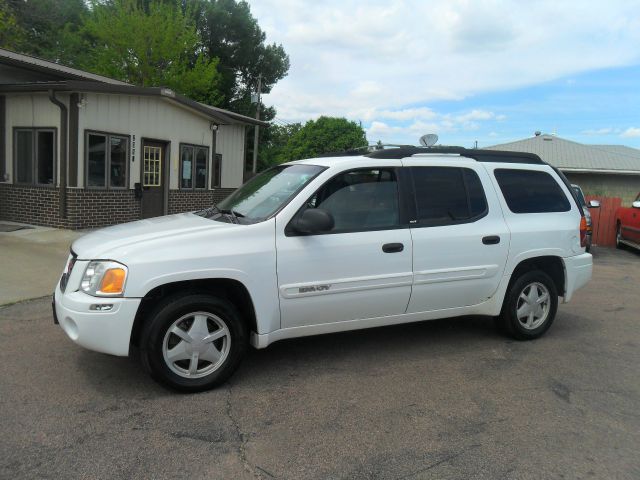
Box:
[582, 128, 614, 135]
[248, 0, 640, 142]
[621, 127, 640, 138]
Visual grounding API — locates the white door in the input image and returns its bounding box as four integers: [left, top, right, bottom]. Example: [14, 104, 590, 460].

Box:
[276, 168, 413, 328]
[406, 162, 509, 313]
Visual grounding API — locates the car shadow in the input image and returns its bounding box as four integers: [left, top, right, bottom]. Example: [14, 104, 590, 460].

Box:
[72, 315, 503, 395]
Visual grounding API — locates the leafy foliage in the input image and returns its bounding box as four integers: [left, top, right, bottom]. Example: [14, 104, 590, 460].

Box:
[280, 117, 368, 162]
[190, 0, 290, 111]
[2, 0, 87, 60]
[0, 2, 25, 50]
[76, 0, 222, 105]
[259, 122, 303, 169]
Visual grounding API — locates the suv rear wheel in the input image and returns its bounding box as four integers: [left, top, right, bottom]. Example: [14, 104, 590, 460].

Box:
[141, 293, 247, 392]
[499, 270, 558, 340]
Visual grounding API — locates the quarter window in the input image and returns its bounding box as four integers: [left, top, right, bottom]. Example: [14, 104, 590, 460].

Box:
[304, 168, 400, 232]
[495, 169, 570, 213]
[410, 167, 487, 226]
[180, 144, 209, 189]
[14, 128, 56, 185]
[86, 132, 129, 188]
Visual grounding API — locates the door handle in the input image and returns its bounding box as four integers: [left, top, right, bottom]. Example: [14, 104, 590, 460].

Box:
[382, 243, 404, 253]
[482, 235, 500, 245]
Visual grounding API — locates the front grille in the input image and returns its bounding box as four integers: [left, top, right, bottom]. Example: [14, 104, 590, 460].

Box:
[59, 252, 77, 293]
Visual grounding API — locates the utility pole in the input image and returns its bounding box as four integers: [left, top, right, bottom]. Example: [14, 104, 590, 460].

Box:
[251, 73, 262, 175]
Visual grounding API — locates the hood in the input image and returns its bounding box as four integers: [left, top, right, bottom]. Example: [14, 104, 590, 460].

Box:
[72, 213, 235, 259]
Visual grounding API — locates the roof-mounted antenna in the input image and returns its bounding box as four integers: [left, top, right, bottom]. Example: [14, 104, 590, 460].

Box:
[419, 134, 438, 147]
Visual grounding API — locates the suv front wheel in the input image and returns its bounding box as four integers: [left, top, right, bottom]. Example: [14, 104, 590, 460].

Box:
[141, 293, 247, 392]
[499, 270, 558, 340]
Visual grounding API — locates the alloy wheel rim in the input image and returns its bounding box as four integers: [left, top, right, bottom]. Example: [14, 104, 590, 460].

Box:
[516, 282, 551, 330]
[162, 311, 230, 379]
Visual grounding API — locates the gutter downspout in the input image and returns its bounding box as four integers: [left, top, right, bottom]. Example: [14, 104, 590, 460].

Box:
[48, 90, 67, 219]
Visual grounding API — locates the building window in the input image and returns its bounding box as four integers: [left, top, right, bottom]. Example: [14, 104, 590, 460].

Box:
[86, 131, 129, 188]
[143, 146, 162, 186]
[180, 144, 209, 189]
[14, 128, 56, 186]
[211, 153, 222, 188]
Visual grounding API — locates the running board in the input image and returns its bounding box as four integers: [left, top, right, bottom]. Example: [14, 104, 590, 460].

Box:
[620, 238, 640, 250]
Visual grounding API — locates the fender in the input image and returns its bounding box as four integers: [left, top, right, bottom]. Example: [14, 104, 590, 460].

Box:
[132, 268, 280, 335]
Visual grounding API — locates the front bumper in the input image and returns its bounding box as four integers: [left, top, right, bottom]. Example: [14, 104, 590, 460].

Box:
[54, 283, 141, 356]
[562, 252, 593, 303]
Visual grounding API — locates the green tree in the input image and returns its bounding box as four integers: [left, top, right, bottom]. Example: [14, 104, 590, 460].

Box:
[0, 2, 25, 50]
[258, 122, 302, 169]
[279, 117, 369, 163]
[3, 0, 87, 60]
[78, 0, 222, 105]
[190, 0, 290, 112]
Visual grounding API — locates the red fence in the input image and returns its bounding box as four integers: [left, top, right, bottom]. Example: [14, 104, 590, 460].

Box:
[585, 196, 621, 247]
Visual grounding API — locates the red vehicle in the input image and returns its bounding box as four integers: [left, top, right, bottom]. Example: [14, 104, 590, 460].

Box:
[616, 193, 640, 250]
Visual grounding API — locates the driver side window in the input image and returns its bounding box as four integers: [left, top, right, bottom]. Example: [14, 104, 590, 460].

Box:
[305, 168, 400, 232]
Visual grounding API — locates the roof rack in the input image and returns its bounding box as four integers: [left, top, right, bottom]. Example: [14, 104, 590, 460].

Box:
[365, 146, 544, 164]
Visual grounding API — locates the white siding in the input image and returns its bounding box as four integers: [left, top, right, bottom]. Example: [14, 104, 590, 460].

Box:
[2, 92, 247, 189]
[3, 93, 67, 184]
[79, 93, 216, 189]
[216, 124, 247, 188]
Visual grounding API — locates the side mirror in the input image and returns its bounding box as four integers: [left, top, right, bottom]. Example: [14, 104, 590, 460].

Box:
[632, 201, 640, 209]
[588, 200, 600, 208]
[291, 208, 334, 234]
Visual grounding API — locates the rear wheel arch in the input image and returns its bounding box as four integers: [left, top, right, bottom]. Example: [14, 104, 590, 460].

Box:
[130, 278, 258, 348]
[507, 255, 565, 298]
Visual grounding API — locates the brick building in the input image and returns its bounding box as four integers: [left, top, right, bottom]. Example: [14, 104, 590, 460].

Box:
[0, 48, 264, 229]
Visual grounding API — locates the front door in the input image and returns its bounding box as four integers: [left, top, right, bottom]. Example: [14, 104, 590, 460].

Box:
[276, 167, 413, 329]
[141, 140, 167, 219]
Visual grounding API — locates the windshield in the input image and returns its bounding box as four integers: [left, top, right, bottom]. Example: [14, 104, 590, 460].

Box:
[201, 164, 325, 223]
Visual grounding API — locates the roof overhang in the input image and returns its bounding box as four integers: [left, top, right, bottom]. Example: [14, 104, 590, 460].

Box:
[0, 48, 130, 85]
[0, 81, 267, 127]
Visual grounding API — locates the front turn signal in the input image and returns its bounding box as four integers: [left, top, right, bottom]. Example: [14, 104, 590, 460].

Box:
[99, 268, 127, 294]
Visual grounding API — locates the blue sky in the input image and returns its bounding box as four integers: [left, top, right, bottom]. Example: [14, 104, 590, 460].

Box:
[249, 0, 640, 148]
[421, 64, 640, 148]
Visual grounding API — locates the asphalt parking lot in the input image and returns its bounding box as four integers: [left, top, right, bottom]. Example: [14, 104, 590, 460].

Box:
[1, 247, 639, 480]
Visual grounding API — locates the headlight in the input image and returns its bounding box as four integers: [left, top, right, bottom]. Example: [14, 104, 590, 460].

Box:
[81, 261, 128, 296]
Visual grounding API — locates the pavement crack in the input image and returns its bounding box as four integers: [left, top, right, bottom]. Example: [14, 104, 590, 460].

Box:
[396, 444, 481, 480]
[226, 382, 265, 479]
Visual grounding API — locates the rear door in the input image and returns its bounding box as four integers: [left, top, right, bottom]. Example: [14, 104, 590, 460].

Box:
[276, 167, 413, 328]
[406, 159, 510, 313]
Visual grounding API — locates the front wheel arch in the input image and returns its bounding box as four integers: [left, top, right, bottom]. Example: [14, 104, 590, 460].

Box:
[130, 278, 257, 349]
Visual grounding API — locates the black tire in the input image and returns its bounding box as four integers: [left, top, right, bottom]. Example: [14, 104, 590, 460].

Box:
[140, 293, 247, 392]
[616, 223, 624, 249]
[499, 270, 558, 340]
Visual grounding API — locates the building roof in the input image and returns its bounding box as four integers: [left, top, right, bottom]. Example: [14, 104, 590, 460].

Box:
[0, 48, 130, 85]
[0, 49, 266, 127]
[487, 134, 640, 174]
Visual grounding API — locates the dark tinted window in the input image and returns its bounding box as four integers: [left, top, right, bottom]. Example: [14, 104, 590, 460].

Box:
[495, 169, 570, 213]
[411, 167, 487, 226]
[305, 169, 399, 232]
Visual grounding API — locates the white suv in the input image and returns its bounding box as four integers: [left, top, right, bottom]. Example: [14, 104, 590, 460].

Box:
[53, 146, 593, 392]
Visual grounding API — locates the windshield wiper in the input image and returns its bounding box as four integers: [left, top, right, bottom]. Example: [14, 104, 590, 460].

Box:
[218, 208, 244, 224]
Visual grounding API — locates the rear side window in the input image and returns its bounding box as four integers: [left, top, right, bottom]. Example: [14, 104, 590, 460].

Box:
[410, 167, 488, 226]
[495, 169, 570, 213]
